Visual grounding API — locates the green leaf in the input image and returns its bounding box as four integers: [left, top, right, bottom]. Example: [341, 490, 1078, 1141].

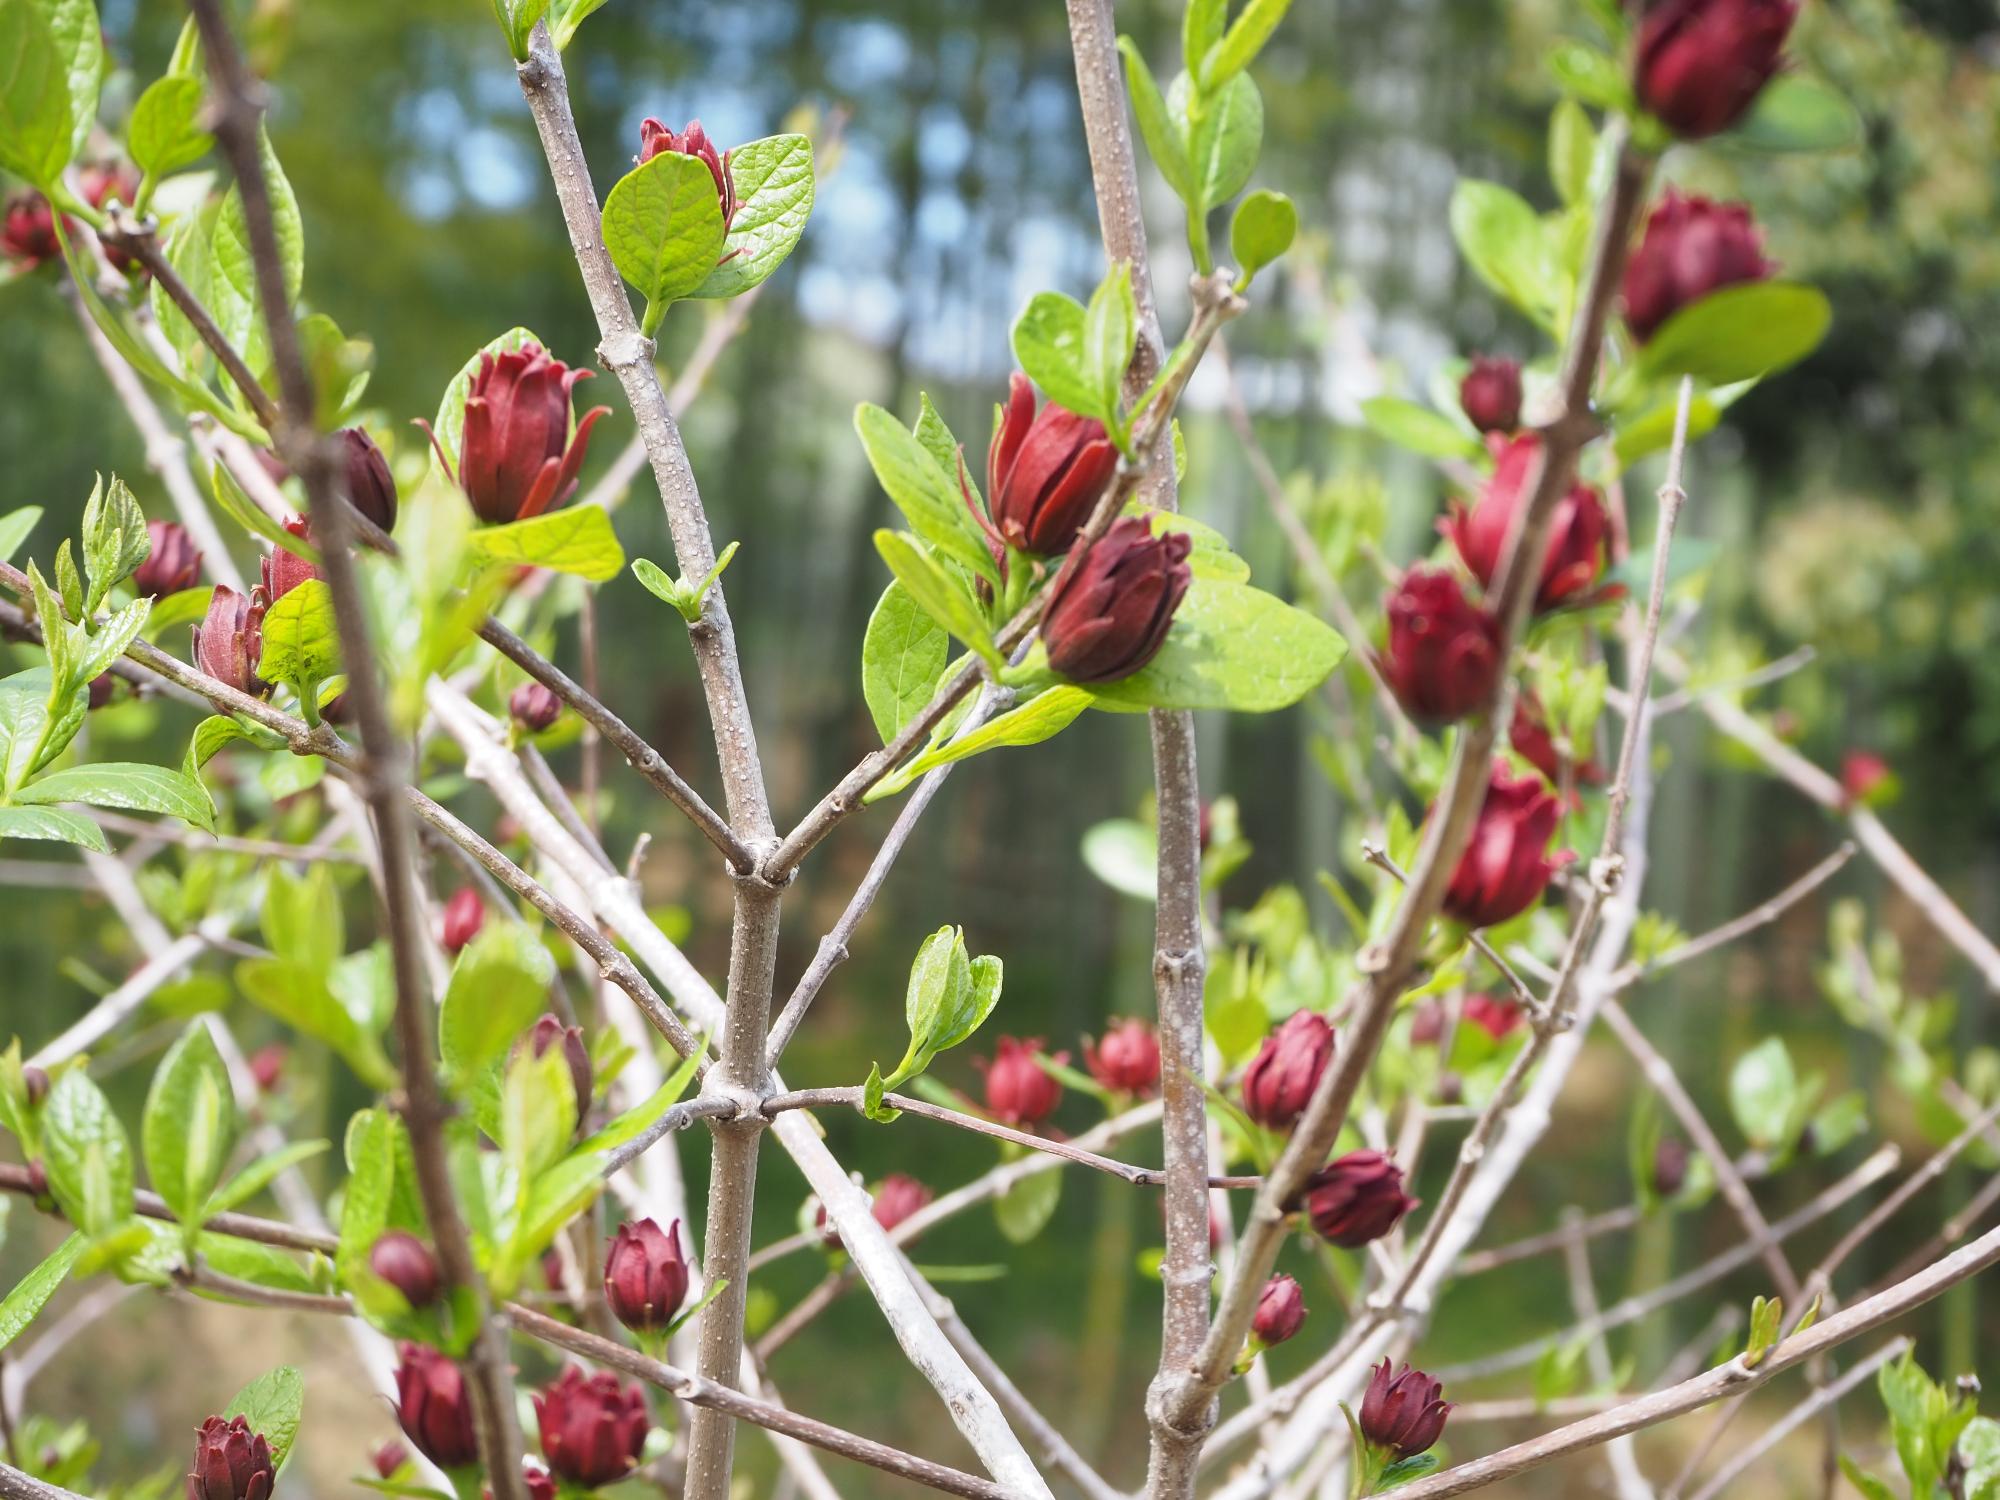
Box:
[1361, 396, 1482, 461]
[1083, 262, 1138, 427]
[853, 404, 997, 583]
[501, 1042, 577, 1184]
[872, 530, 1001, 672]
[914, 394, 976, 511]
[141, 1022, 238, 1228]
[693, 133, 816, 300]
[236, 958, 397, 1090]
[897, 686, 1092, 780]
[1082, 819, 1156, 900]
[41, 1068, 133, 1237]
[41, 0, 101, 164]
[258, 579, 340, 699]
[1451, 179, 1558, 326]
[1197, 0, 1292, 91]
[0, 505, 40, 565]
[0, 1234, 84, 1353]
[1011, 291, 1104, 425]
[467, 506, 625, 582]
[1548, 96, 1594, 207]
[603, 150, 727, 326]
[128, 74, 210, 180]
[1117, 38, 1195, 207]
[1633, 282, 1832, 386]
[262, 862, 343, 973]
[204, 1139, 330, 1218]
[1837, 1458, 1897, 1500]
[1727, 74, 1861, 153]
[1377, 1453, 1442, 1490]
[1742, 1294, 1781, 1367]
[1959, 1416, 2000, 1500]
[297, 312, 374, 430]
[1175, 70, 1263, 211]
[431, 327, 541, 482]
[224, 1367, 304, 1470]
[14, 762, 217, 835]
[861, 582, 950, 746]
[0, 0, 73, 186]
[1084, 577, 1347, 712]
[1145, 508, 1252, 582]
[191, 1231, 317, 1296]
[439, 922, 556, 1086]
[1612, 388, 1725, 469]
[0, 803, 105, 851]
[935, 953, 1003, 1054]
[493, 1151, 601, 1294]
[1729, 1037, 1800, 1152]
[212, 124, 303, 365]
[1230, 189, 1296, 285]
[493, 0, 551, 60]
[1548, 41, 1634, 114]
[548, 0, 611, 49]
[994, 1167, 1060, 1244]
[1183, 0, 1226, 72]
[336, 1108, 395, 1271]
[903, 926, 970, 1052]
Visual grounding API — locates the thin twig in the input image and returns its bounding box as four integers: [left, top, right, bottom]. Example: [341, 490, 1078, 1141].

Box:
[1607, 843, 1856, 990]
[1682, 1338, 1908, 1500]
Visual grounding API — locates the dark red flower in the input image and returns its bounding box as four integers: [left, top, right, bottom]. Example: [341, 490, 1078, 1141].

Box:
[534, 1365, 649, 1489]
[135, 520, 203, 598]
[1635, 0, 1798, 139]
[338, 427, 399, 533]
[2, 192, 59, 268]
[1358, 1359, 1452, 1460]
[1084, 1018, 1161, 1095]
[603, 1217, 690, 1334]
[1300, 1150, 1417, 1248]
[818, 1173, 935, 1249]
[1241, 1011, 1335, 1131]
[1442, 435, 1608, 614]
[191, 585, 267, 697]
[1841, 751, 1892, 807]
[186, 1415, 274, 1500]
[1042, 515, 1191, 684]
[440, 888, 485, 954]
[394, 1344, 480, 1469]
[370, 1230, 442, 1308]
[1441, 762, 1570, 929]
[437, 343, 612, 524]
[1621, 191, 1775, 344]
[1458, 356, 1522, 435]
[248, 1045, 286, 1093]
[371, 1441, 409, 1480]
[1462, 992, 1524, 1041]
[1510, 692, 1603, 787]
[510, 682, 563, 733]
[521, 1013, 592, 1124]
[979, 1036, 1063, 1126]
[1251, 1274, 1307, 1347]
[985, 372, 1120, 556]
[638, 118, 736, 228]
[260, 516, 323, 603]
[1379, 568, 1502, 724]
[521, 1467, 556, 1500]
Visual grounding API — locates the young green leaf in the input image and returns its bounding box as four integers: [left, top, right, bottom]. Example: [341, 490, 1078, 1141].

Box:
[204, 1139, 330, 1219]
[0, 804, 106, 851]
[41, 0, 102, 165]
[439, 922, 557, 1086]
[1230, 189, 1296, 286]
[1728, 74, 1861, 153]
[861, 581, 950, 746]
[1548, 96, 1595, 207]
[128, 73, 211, 185]
[501, 1041, 578, 1184]
[896, 686, 1092, 781]
[1360, 395, 1483, 461]
[224, 1367, 304, 1470]
[236, 958, 397, 1090]
[1729, 1037, 1800, 1152]
[41, 1068, 134, 1237]
[79, 474, 150, 611]
[141, 1022, 239, 1229]
[575, 1044, 704, 1157]
[853, 404, 998, 583]
[993, 1167, 1060, 1244]
[492, 0, 551, 61]
[548, 0, 610, 49]
[872, 530, 1001, 672]
[1548, 41, 1635, 114]
[212, 124, 303, 362]
[1450, 179, 1559, 327]
[336, 1108, 396, 1271]
[1183, 0, 1226, 75]
[1116, 38, 1196, 208]
[1010, 291, 1104, 425]
[0, 0, 74, 187]
[1175, 70, 1263, 211]
[602, 150, 727, 330]
[0, 1234, 84, 1353]
[1743, 1293, 1782, 1368]
[1632, 282, 1832, 386]
[1196, 0, 1292, 92]
[0, 506, 40, 567]
[467, 506, 626, 581]
[693, 133, 816, 301]
[258, 579, 340, 702]
[1083, 262, 1138, 432]
[13, 762, 217, 835]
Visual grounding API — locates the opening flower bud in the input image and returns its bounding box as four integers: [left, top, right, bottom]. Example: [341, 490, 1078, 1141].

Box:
[534, 1365, 650, 1488]
[1378, 568, 1501, 725]
[639, 118, 737, 227]
[1041, 515, 1192, 685]
[985, 372, 1119, 556]
[978, 1036, 1064, 1126]
[440, 888, 485, 954]
[1359, 1358, 1452, 1460]
[428, 342, 612, 525]
[1251, 1274, 1308, 1348]
[510, 682, 563, 734]
[522, 1012, 592, 1124]
[1084, 1018, 1161, 1096]
[1458, 356, 1522, 435]
[191, 586, 269, 698]
[603, 1217, 690, 1333]
[186, 1415, 275, 1500]
[395, 1343, 479, 1470]
[1635, 0, 1798, 140]
[1440, 761, 1571, 929]
[1441, 434, 1607, 615]
[1621, 191, 1774, 345]
[134, 520, 203, 598]
[338, 426, 399, 533]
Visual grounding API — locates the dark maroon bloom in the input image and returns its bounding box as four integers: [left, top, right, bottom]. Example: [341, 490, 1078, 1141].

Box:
[1042, 516, 1192, 684]
[436, 342, 612, 524]
[394, 1344, 479, 1469]
[186, 1415, 274, 1500]
[1462, 992, 1524, 1042]
[1359, 1359, 1452, 1460]
[1300, 1150, 1417, 1248]
[248, 1045, 286, 1093]
[1442, 435, 1608, 614]
[1635, 0, 1797, 139]
[1251, 1274, 1307, 1347]
[818, 1173, 934, 1249]
[1441, 762, 1570, 929]
[510, 682, 563, 733]
[21, 1065, 49, 1107]
[522, 1013, 592, 1124]
[1622, 191, 1775, 344]
[370, 1230, 442, 1308]
[2, 192, 58, 268]
[135, 520, 203, 598]
[1458, 356, 1522, 435]
[603, 1217, 689, 1333]
[1510, 693, 1603, 788]
[1653, 1136, 1690, 1197]
[338, 427, 399, 533]
[371, 1441, 409, 1480]
[1084, 1018, 1161, 1095]
[1241, 1011, 1335, 1131]
[1841, 751, 1892, 806]
[440, 888, 485, 954]
[260, 517, 323, 603]
[1408, 1001, 1445, 1048]
[638, 118, 737, 227]
[979, 1036, 1063, 1126]
[520, 1468, 556, 1500]
[984, 372, 1120, 556]
[1379, 568, 1502, 724]
[534, 1365, 650, 1489]
[191, 586, 267, 697]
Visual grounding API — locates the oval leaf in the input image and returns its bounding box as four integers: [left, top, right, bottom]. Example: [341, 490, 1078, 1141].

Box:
[1084, 578, 1347, 713]
[1633, 281, 1831, 386]
[693, 133, 815, 300]
[603, 151, 727, 314]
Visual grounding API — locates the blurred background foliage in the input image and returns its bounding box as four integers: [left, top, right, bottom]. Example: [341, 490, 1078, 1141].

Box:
[3, 0, 1998, 1494]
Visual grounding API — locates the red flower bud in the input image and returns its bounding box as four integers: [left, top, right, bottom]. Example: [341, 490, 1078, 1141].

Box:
[338, 427, 399, 533]
[21, 1065, 49, 1107]
[434, 343, 612, 525]
[638, 118, 737, 227]
[1084, 1018, 1161, 1095]
[985, 372, 1119, 556]
[186, 1415, 274, 1500]
[1510, 692, 1602, 788]
[247, 1045, 286, 1094]
[1241, 1011, 1335, 1131]
[817, 1173, 934, 1249]
[191, 586, 267, 697]
[1042, 515, 1191, 684]
[2, 192, 58, 268]
[1841, 751, 1891, 807]
[1442, 435, 1608, 614]
[603, 1217, 690, 1333]
[534, 1365, 650, 1489]
[1458, 356, 1522, 435]
[86, 672, 117, 710]
[1408, 1000, 1445, 1048]
[440, 888, 485, 954]
[1652, 1136, 1689, 1197]
[135, 521, 203, 598]
[520, 1467, 557, 1500]
[1461, 992, 1524, 1042]
[1379, 568, 1502, 724]
[1251, 1274, 1307, 1347]
[1300, 1150, 1416, 1248]
[979, 1036, 1063, 1126]
[510, 682, 563, 734]
[371, 1441, 409, 1480]
[394, 1344, 480, 1469]
[522, 1013, 592, 1124]
[78, 161, 140, 215]
[1635, 0, 1797, 140]
[260, 517, 323, 604]
[1358, 1358, 1452, 1460]
[1621, 191, 1774, 344]
[370, 1230, 442, 1308]
[1441, 761, 1570, 929]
